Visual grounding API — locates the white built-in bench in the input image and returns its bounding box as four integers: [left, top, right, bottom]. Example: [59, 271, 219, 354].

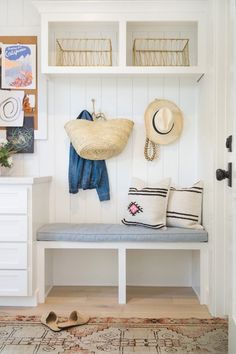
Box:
[36, 223, 208, 305]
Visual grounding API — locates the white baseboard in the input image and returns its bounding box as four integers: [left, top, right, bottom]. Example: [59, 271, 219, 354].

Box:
[34, 286, 52, 305]
[0, 290, 38, 307]
[45, 285, 53, 298]
[192, 286, 200, 300]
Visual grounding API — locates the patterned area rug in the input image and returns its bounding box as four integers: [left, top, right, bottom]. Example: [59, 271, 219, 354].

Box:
[0, 316, 228, 354]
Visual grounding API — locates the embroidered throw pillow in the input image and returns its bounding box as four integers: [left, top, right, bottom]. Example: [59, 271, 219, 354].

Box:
[122, 177, 171, 229]
[166, 181, 204, 229]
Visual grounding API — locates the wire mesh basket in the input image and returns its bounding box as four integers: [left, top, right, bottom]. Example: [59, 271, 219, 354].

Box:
[56, 38, 112, 66]
[133, 38, 190, 66]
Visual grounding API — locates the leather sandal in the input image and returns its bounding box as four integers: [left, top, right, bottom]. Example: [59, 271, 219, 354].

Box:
[41, 311, 61, 332]
[58, 310, 90, 329]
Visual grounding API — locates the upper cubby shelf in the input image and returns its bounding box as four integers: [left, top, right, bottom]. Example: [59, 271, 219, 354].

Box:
[33, 0, 207, 79]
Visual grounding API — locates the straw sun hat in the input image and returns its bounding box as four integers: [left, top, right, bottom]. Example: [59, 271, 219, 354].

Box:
[144, 99, 183, 160]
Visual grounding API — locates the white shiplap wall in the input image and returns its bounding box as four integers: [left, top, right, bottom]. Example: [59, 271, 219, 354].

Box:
[0, 0, 199, 286]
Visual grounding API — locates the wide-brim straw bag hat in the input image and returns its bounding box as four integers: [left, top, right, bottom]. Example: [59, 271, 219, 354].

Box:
[65, 118, 134, 160]
[144, 99, 183, 160]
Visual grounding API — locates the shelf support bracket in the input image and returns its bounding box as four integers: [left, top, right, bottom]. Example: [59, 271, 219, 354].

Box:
[197, 73, 205, 83]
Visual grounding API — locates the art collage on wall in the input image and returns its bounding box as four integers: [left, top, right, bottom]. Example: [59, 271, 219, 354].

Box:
[0, 37, 37, 154]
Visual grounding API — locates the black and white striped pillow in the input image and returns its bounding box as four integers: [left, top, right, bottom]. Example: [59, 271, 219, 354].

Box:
[122, 178, 171, 229]
[166, 181, 204, 229]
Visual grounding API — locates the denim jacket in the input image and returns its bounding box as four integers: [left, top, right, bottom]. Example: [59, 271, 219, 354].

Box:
[68, 110, 110, 201]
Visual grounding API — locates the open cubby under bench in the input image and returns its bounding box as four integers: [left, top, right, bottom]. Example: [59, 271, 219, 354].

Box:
[36, 223, 208, 305]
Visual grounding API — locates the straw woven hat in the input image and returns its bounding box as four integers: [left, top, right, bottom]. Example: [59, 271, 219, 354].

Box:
[65, 118, 134, 160]
[145, 99, 183, 145]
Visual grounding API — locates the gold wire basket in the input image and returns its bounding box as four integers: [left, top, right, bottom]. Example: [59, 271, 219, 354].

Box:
[133, 38, 190, 66]
[56, 38, 112, 66]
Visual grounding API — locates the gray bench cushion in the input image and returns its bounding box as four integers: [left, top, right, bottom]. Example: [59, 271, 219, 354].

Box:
[37, 223, 208, 242]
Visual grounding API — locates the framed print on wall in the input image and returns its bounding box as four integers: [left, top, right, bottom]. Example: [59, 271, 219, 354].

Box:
[1, 44, 36, 90]
[7, 116, 34, 153]
[0, 90, 24, 127]
[0, 35, 47, 139]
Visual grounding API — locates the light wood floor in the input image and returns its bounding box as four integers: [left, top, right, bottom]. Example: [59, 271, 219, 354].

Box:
[0, 286, 211, 318]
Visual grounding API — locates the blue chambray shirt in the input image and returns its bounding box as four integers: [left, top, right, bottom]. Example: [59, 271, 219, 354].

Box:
[68, 110, 110, 201]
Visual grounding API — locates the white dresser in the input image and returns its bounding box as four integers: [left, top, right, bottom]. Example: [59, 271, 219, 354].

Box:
[0, 177, 51, 306]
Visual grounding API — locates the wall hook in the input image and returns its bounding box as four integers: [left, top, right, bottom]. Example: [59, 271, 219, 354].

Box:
[91, 98, 107, 121]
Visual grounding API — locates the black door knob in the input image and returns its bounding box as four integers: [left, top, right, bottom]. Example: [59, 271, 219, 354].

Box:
[216, 163, 232, 187]
[216, 169, 229, 181]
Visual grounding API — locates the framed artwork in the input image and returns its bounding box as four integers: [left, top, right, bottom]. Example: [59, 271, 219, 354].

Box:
[0, 35, 47, 140]
[0, 90, 24, 127]
[1, 44, 36, 90]
[7, 116, 34, 153]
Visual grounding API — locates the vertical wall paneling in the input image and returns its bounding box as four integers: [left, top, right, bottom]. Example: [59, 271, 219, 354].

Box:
[132, 77, 148, 182]
[100, 78, 118, 223]
[40, 80, 55, 222]
[69, 77, 87, 223]
[7, 0, 24, 27]
[0, 0, 8, 27]
[53, 249, 192, 287]
[23, 0, 40, 27]
[116, 77, 133, 222]
[162, 77, 180, 183]
[147, 77, 165, 183]
[38, 80, 53, 176]
[53, 249, 118, 286]
[23, 143, 40, 177]
[0, 0, 208, 288]
[54, 78, 71, 222]
[49, 74, 198, 285]
[84, 78, 103, 222]
[9, 154, 25, 177]
[127, 250, 192, 286]
[179, 78, 198, 186]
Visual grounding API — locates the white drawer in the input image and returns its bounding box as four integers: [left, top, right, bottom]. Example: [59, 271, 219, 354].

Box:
[0, 270, 27, 296]
[0, 187, 27, 214]
[0, 215, 27, 242]
[0, 243, 27, 269]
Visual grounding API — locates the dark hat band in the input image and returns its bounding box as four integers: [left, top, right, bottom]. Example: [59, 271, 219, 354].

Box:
[152, 110, 175, 135]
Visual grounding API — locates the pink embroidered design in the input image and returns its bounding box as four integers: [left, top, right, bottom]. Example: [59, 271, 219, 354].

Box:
[128, 202, 143, 216]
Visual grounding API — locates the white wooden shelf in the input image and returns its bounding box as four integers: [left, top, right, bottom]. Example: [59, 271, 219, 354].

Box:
[43, 65, 204, 81]
[33, 1, 206, 78]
